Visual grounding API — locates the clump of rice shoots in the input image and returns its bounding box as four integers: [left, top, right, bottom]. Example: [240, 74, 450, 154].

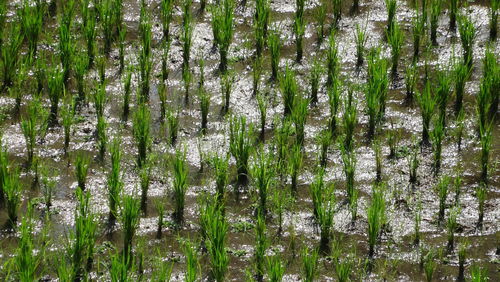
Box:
[47, 66, 65, 126]
[256, 91, 268, 141]
[133, 104, 151, 168]
[430, 116, 445, 175]
[205, 200, 229, 281]
[436, 176, 450, 223]
[310, 168, 335, 251]
[315, 0, 327, 44]
[453, 60, 471, 114]
[367, 183, 386, 257]
[326, 32, 340, 88]
[342, 147, 358, 222]
[355, 23, 368, 68]
[254, 212, 268, 281]
[268, 28, 281, 81]
[221, 72, 234, 115]
[229, 116, 253, 185]
[199, 86, 211, 134]
[289, 144, 303, 194]
[294, 0, 305, 62]
[302, 247, 319, 282]
[120, 194, 141, 266]
[458, 14, 475, 69]
[412, 13, 425, 62]
[292, 94, 309, 147]
[490, 0, 498, 40]
[107, 138, 123, 222]
[74, 154, 90, 191]
[20, 0, 43, 59]
[172, 148, 189, 224]
[251, 149, 274, 215]
[310, 58, 322, 105]
[385, 0, 397, 35]
[1, 24, 23, 90]
[417, 80, 436, 146]
[280, 65, 298, 117]
[387, 20, 404, 77]
[182, 0, 194, 103]
[446, 206, 460, 250]
[211, 0, 235, 73]
[327, 80, 342, 136]
[4, 169, 22, 228]
[267, 255, 285, 281]
[429, 0, 441, 46]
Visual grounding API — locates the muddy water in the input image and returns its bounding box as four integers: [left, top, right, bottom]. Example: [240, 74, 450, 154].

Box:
[0, 0, 499, 281]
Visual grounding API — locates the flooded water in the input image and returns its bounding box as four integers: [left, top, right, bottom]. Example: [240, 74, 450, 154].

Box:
[0, 0, 499, 281]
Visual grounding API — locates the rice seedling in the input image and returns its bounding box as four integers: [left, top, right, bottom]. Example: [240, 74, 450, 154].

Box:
[341, 148, 358, 222]
[211, 154, 229, 203]
[449, 0, 458, 30]
[355, 23, 368, 68]
[385, 0, 397, 35]
[367, 48, 389, 122]
[309, 58, 322, 105]
[446, 206, 460, 250]
[152, 197, 166, 239]
[254, 212, 268, 281]
[458, 14, 475, 69]
[74, 52, 88, 105]
[252, 57, 263, 97]
[47, 65, 65, 126]
[266, 255, 285, 282]
[482, 47, 499, 121]
[83, 7, 96, 68]
[98, 57, 107, 86]
[99, 0, 114, 57]
[12, 204, 39, 280]
[408, 139, 420, 184]
[479, 121, 492, 183]
[453, 167, 462, 205]
[251, 149, 274, 215]
[268, 29, 281, 81]
[4, 169, 21, 228]
[326, 32, 340, 88]
[453, 61, 470, 114]
[71, 187, 98, 278]
[470, 264, 489, 281]
[1, 24, 23, 89]
[421, 0, 429, 27]
[61, 101, 75, 154]
[417, 80, 436, 145]
[436, 69, 452, 127]
[74, 153, 90, 191]
[166, 108, 179, 145]
[21, 106, 38, 168]
[229, 115, 253, 185]
[327, 80, 342, 136]
[161, 40, 171, 83]
[0, 141, 7, 204]
[256, 92, 268, 141]
[429, 0, 441, 46]
[122, 69, 132, 121]
[211, 0, 235, 73]
[133, 104, 151, 168]
[315, 0, 327, 44]
[94, 82, 107, 120]
[20, 0, 43, 59]
[205, 200, 229, 281]
[490, 0, 498, 40]
[476, 184, 487, 228]
[292, 94, 309, 147]
[108, 138, 123, 222]
[199, 87, 211, 134]
[332, 0, 342, 28]
[221, 72, 234, 115]
[271, 187, 289, 233]
[430, 117, 444, 175]
[161, 0, 175, 41]
[302, 247, 319, 282]
[423, 248, 437, 282]
[96, 116, 108, 161]
[274, 118, 292, 171]
[311, 169, 335, 250]
[436, 176, 450, 223]
[118, 26, 126, 75]
[109, 251, 134, 281]
[289, 144, 303, 194]
[405, 63, 418, 103]
[366, 182, 386, 258]
[172, 148, 188, 224]
[412, 13, 425, 62]
[294, 0, 305, 62]
[254, 0, 270, 57]
[40, 165, 56, 212]
[280, 65, 298, 117]
[120, 194, 141, 267]
[35, 54, 46, 95]
[139, 164, 151, 214]
[58, 18, 74, 85]
[317, 130, 331, 168]
[387, 21, 404, 77]
[342, 90, 358, 152]
[456, 241, 468, 280]
[182, 0, 194, 103]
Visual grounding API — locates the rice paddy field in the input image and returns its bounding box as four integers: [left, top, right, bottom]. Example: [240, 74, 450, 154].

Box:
[0, 0, 499, 280]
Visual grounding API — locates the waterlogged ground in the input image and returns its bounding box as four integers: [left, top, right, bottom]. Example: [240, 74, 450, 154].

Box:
[0, 0, 499, 280]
